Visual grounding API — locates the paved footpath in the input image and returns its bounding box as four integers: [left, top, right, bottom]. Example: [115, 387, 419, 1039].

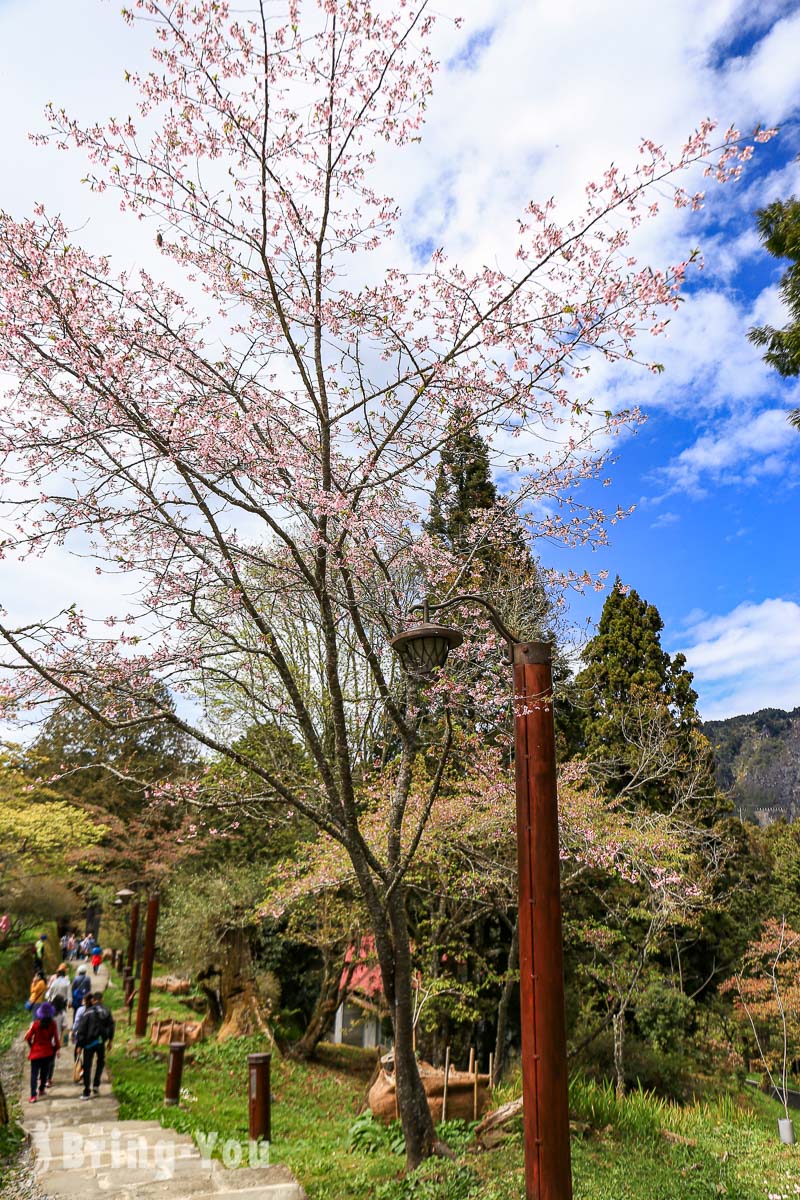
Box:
[20, 964, 304, 1200]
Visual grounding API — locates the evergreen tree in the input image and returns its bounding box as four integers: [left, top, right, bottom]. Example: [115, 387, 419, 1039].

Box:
[426, 419, 500, 564]
[748, 194, 800, 427]
[574, 581, 714, 812]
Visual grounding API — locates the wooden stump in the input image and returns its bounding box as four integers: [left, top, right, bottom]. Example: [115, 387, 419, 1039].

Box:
[0, 1078, 8, 1126]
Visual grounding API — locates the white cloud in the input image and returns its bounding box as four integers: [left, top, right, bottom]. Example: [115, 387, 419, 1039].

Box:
[650, 511, 680, 529]
[681, 598, 800, 719]
[662, 406, 798, 494]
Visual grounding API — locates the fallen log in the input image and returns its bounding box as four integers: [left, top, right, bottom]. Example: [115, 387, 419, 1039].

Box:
[474, 1097, 522, 1149]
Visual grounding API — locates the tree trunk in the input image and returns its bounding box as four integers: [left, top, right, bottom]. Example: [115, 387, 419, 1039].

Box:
[208, 928, 272, 1043]
[493, 915, 519, 1086]
[289, 946, 352, 1061]
[383, 889, 438, 1170]
[613, 1008, 626, 1098]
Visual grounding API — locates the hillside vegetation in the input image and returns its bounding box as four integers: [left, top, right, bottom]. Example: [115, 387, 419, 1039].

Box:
[704, 707, 800, 822]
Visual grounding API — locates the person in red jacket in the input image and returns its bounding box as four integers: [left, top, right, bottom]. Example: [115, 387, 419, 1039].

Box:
[24, 1002, 60, 1102]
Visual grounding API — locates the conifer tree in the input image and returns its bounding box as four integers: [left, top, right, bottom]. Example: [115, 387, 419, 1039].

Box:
[426, 420, 498, 554]
[574, 581, 714, 812]
[748, 195, 800, 427]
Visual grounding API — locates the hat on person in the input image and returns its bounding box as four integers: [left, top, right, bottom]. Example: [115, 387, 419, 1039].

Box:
[76, 965, 87, 975]
[37, 1002, 56, 1020]
[57, 963, 68, 973]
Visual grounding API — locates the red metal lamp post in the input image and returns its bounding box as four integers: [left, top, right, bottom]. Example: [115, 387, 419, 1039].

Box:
[391, 596, 572, 1200]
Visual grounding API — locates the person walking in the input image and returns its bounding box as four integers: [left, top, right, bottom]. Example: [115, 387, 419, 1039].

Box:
[34, 933, 47, 970]
[75, 991, 114, 1100]
[45, 964, 71, 1048]
[70, 964, 91, 1015]
[27, 970, 46, 1012]
[24, 1001, 60, 1103]
[90, 945, 102, 976]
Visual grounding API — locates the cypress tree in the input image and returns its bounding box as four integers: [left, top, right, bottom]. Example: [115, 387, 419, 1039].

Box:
[574, 581, 713, 811]
[426, 421, 499, 555]
[748, 195, 800, 428]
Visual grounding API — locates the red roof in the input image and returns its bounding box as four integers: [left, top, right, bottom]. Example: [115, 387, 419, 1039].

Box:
[341, 936, 383, 999]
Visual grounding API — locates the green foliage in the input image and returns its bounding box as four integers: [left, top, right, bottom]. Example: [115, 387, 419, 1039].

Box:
[426, 421, 499, 559]
[159, 862, 267, 976]
[348, 1112, 405, 1156]
[107, 982, 800, 1200]
[703, 706, 800, 823]
[635, 982, 695, 1055]
[31, 686, 196, 821]
[373, 1161, 483, 1200]
[749, 196, 800, 390]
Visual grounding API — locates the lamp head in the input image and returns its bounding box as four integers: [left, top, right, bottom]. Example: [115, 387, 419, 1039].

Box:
[390, 621, 463, 678]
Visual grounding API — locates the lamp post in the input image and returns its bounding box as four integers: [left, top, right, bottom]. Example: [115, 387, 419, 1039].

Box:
[116, 888, 138, 977]
[390, 595, 572, 1200]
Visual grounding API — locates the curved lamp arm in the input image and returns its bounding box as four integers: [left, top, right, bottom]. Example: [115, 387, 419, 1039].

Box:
[410, 594, 519, 649]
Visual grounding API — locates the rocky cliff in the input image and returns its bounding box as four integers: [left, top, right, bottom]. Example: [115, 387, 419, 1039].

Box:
[703, 707, 800, 824]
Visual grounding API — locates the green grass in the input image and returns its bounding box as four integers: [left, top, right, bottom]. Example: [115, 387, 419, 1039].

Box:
[106, 982, 800, 1199]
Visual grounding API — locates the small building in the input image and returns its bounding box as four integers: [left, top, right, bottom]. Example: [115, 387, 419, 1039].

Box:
[331, 938, 389, 1050]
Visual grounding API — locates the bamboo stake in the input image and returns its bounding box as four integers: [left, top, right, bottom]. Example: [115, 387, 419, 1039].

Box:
[473, 1056, 479, 1121]
[488, 1052, 494, 1089]
[468, 1046, 475, 1076]
[442, 1046, 451, 1122]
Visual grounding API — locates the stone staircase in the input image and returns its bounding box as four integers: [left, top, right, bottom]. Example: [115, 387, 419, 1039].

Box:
[20, 968, 305, 1199]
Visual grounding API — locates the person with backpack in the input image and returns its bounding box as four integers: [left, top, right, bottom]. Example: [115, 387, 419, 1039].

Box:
[75, 991, 114, 1100]
[24, 1001, 60, 1103]
[71, 964, 91, 1014]
[91, 945, 103, 976]
[45, 965, 71, 1047]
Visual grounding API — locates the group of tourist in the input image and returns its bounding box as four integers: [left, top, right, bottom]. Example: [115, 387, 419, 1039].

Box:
[57, 931, 105, 970]
[23, 957, 115, 1104]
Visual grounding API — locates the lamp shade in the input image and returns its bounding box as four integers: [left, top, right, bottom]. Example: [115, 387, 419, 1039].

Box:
[390, 622, 464, 677]
[115, 888, 135, 902]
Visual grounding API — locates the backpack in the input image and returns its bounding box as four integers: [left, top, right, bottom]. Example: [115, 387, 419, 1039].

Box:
[77, 1004, 113, 1048]
[71, 976, 90, 1007]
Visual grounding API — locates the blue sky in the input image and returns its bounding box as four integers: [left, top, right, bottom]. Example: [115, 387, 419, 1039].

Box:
[387, 1, 800, 721]
[0, 0, 799, 722]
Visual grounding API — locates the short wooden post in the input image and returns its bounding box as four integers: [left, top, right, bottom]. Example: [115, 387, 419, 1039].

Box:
[488, 1052, 494, 1089]
[164, 1042, 186, 1107]
[473, 1058, 479, 1121]
[248, 1053, 271, 1143]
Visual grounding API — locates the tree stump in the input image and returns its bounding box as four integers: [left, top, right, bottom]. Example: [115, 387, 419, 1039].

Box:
[0, 1078, 8, 1126]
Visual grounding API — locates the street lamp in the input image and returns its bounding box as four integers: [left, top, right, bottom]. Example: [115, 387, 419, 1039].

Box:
[391, 595, 573, 1200]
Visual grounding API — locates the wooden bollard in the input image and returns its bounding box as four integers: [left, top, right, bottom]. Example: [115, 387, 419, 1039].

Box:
[248, 1053, 271, 1143]
[164, 1042, 186, 1107]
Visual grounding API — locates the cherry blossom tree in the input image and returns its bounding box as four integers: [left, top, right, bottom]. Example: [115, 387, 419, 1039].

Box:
[0, 0, 771, 1166]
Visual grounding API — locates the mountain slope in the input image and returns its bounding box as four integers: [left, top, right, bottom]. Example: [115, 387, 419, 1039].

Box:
[703, 707, 800, 823]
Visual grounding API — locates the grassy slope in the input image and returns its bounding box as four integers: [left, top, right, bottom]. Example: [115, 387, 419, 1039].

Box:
[107, 979, 800, 1200]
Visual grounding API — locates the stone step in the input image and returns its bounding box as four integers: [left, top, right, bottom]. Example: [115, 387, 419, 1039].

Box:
[30, 1125, 196, 1150]
[38, 1155, 217, 1196]
[33, 1141, 201, 1173]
